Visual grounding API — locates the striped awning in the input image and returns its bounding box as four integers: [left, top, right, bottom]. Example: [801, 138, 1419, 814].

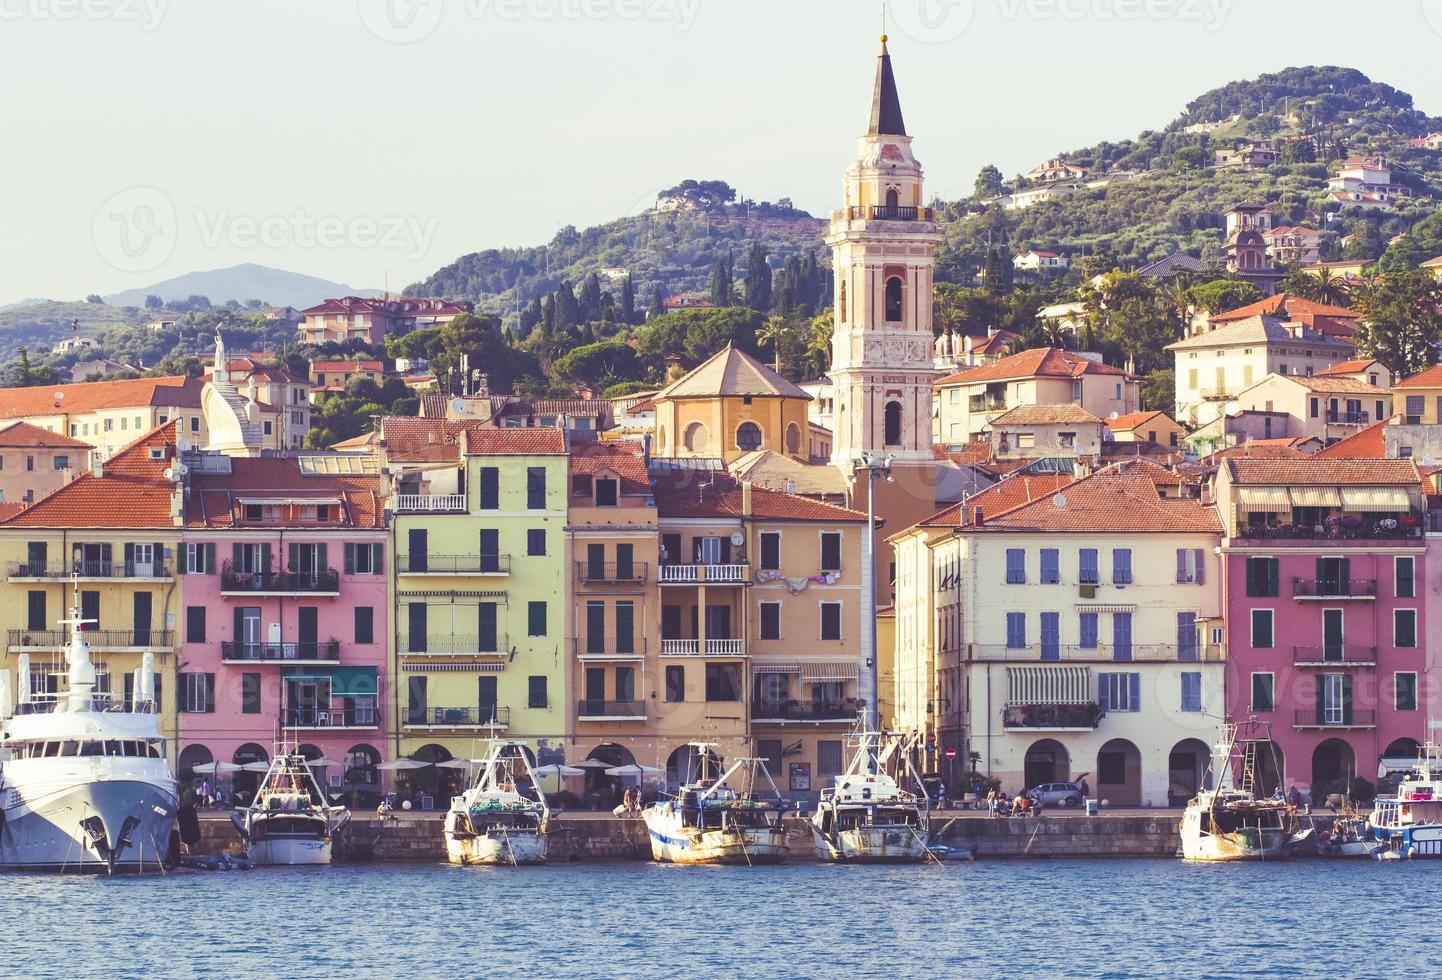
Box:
[1340, 486, 1412, 511]
[1006, 666, 1092, 706]
[1289, 486, 1342, 508]
[801, 661, 859, 681]
[1236, 486, 1290, 511]
[752, 661, 801, 674]
[400, 661, 506, 673]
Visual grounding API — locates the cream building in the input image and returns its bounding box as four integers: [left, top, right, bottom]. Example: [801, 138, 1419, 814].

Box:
[1229, 374, 1392, 447]
[987, 404, 1105, 461]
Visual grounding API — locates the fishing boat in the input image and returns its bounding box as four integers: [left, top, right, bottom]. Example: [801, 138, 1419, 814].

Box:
[230, 751, 350, 865]
[811, 732, 930, 863]
[1368, 743, 1442, 859]
[642, 742, 790, 865]
[0, 596, 178, 873]
[443, 740, 549, 865]
[1180, 722, 1297, 861]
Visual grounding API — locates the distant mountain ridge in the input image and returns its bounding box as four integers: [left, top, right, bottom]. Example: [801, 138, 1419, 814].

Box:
[106, 263, 381, 309]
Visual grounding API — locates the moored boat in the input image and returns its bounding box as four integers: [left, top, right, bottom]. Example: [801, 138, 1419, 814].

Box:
[443, 740, 549, 866]
[1180, 723, 1296, 862]
[811, 732, 930, 863]
[231, 751, 350, 865]
[643, 742, 789, 865]
[1368, 743, 1442, 859]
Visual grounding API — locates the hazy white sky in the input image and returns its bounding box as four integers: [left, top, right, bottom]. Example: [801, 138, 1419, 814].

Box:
[2, 0, 1440, 305]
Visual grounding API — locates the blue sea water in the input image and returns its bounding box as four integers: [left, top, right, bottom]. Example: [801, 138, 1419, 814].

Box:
[0, 859, 1434, 978]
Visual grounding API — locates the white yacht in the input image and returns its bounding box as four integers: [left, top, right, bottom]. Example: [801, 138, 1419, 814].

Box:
[231, 752, 350, 865]
[0, 604, 178, 873]
[1180, 723, 1296, 862]
[812, 732, 930, 863]
[643, 743, 790, 865]
[443, 741, 550, 865]
[1367, 743, 1442, 859]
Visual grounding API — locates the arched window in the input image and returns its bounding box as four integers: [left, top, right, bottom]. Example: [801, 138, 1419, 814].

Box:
[736, 422, 763, 451]
[684, 422, 708, 452]
[884, 401, 903, 446]
[885, 276, 904, 322]
[657, 426, 667, 452]
[885, 187, 900, 210]
[785, 422, 801, 454]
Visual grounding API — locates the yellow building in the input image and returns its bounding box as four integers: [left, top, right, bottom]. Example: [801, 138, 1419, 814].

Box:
[651, 345, 813, 464]
[1393, 364, 1442, 423]
[0, 423, 184, 758]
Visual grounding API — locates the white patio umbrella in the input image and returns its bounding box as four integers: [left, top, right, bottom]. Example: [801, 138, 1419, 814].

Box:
[572, 759, 615, 770]
[191, 761, 242, 775]
[377, 758, 433, 771]
[532, 764, 584, 777]
[302, 757, 342, 768]
[606, 764, 664, 779]
[435, 758, 483, 769]
[239, 761, 272, 773]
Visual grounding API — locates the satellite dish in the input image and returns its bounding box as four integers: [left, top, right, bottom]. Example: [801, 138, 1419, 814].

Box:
[176, 436, 192, 452]
[162, 468, 174, 480]
[729, 531, 746, 546]
[450, 397, 466, 415]
[1108, 411, 1119, 420]
[1052, 493, 1068, 509]
[177, 463, 189, 475]
[53, 391, 64, 402]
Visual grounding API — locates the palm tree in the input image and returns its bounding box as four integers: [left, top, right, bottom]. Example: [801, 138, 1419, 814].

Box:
[1312, 267, 1352, 307]
[757, 314, 791, 373]
[1160, 277, 1193, 336]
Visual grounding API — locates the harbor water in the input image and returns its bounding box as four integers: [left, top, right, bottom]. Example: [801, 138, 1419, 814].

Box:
[3, 860, 1439, 978]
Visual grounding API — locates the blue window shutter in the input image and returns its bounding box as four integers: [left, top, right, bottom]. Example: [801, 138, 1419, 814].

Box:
[1079, 612, 1098, 648]
[1176, 548, 1187, 583]
[1129, 672, 1141, 712]
[1193, 549, 1205, 585]
[1098, 673, 1108, 708]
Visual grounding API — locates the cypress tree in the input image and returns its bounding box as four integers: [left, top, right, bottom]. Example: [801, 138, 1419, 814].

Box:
[744, 242, 771, 312]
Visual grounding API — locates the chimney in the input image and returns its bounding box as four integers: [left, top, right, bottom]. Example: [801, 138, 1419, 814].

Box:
[741, 480, 753, 517]
[973, 505, 984, 526]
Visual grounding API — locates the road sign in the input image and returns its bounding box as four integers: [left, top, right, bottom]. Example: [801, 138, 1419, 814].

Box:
[945, 747, 957, 761]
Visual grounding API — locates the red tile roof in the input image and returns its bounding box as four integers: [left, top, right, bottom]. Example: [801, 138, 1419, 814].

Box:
[1104, 410, 1168, 432]
[1211, 293, 1360, 324]
[185, 457, 385, 529]
[0, 420, 92, 449]
[311, 360, 384, 373]
[301, 296, 471, 317]
[1222, 457, 1421, 486]
[975, 465, 1222, 534]
[935, 348, 1127, 387]
[1312, 420, 1388, 459]
[652, 473, 866, 523]
[0, 422, 179, 528]
[0, 376, 203, 419]
[1316, 358, 1379, 377]
[990, 404, 1103, 426]
[1394, 364, 1442, 389]
[461, 429, 567, 456]
[917, 473, 1074, 529]
[569, 440, 650, 495]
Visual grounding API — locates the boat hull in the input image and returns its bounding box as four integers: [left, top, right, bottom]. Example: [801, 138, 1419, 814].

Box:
[445, 831, 548, 865]
[1181, 826, 1289, 861]
[645, 818, 788, 865]
[812, 824, 930, 863]
[1372, 824, 1442, 859]
[247, 836, 332, 866]
[0, 778, 177, 872]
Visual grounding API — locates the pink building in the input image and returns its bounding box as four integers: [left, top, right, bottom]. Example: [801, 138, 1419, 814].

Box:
[176, 454, 389, 804]
[1215, 458, 1428, 798]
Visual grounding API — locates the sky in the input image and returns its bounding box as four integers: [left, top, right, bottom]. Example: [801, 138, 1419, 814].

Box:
[2, 0, 1441, 306]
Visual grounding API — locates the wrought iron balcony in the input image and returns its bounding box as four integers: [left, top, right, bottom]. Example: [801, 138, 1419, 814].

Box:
[404, 705, 510, 728]
[282, 705, 378, 729]
[751, 699, 859, 722]
[1292, 645, 1378, 666]
[8, 559, 173, 580]
[220, 562, 340, 594]
[222, 640, 341, 663]
[8, 629, 174, 650]
[1002, 702, 1105, 730]
[845, 205, 931, 221]
[398, 553, 510, 575]
[577, 699, 647, 719]
[575, 561, 648, 584]
[1291, 577, 1377, 599]
[399, 633, 509, 656]
[1293, 709, 1376, 729]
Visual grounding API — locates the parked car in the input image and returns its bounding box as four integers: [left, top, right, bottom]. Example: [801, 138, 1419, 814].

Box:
[1028, 780, 1087, 807]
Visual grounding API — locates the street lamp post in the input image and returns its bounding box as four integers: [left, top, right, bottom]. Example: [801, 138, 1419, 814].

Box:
[853, 453, 892, 738]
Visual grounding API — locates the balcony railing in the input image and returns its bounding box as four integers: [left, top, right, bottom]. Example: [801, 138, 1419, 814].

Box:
[1002, 702, 1105, 730]
[404, 705, 510, 728]
[282, 706, 377, 728]
[15, 695, 157, 715]
[1294, 709, 1377, 729]
[398, 554, 510, 575]
[575, 561, 648, 584]
[968, 397, 1009, 414]
[8, 559, 173, 580]
[1291, 578, 1378, 599]
[577, 699, 647, 719]
[659, 563, 748, 584]
[573, 638, 646, 657]
[1238, 520, 1423, 542]
[1199, 387, 1236, 401]
[394, 494, 467, 513]
[220, 563, 340, 594]
[751, 699, 860, 722]
[1325, 411, 1370, 426]
[659, 638, 746, 656]
[400, 634, 509, 656]
[845, 205, 930, 221]
[8, 629, 174, 650]
[222, 640, 341, 662]
[970, 643, 1222, 663]
[1292, 646, 1378, 666]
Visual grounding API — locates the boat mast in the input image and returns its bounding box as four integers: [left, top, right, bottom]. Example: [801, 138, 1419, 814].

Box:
[59, 573, 99, 712]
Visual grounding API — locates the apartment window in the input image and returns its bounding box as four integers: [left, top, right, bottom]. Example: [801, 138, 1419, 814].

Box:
[1251, 673, 1275, 712]
[1396, 672, 1419, 712]
[1079, 612, 1098, 649]
[594, 478, 618, 507]
[527, 529, 546, 556]
[526, 467, 547, 509]
[1039, 548, 1059, 584]
[1176, 548, 1205, 584]
[1099, 672, 1140, 712]
[477, 467, 499, 509]
[264, 421, 273, 436]
[1112, 613, 1133, 662]
[179, 672, 215, 713]
[705, 663, 741, 702]
[1396, 556, 1416, 599]
[1245, 556, 1279, 597]
[820, 602, 842, 641]
[1395, 609, 1418, 648]
[665, 665, 685, 702]
[1005, 612, 1026, 649]
[1005, 548, 1025, 584]
[26, 590, 45, 631]
[759, 532, 781, 571]
[185, 606, 206, 643]
[819, 532, 842, 572]
[1180, 672, 1202, 712]
[54, 455, 69, 470]
[355, 606, 374, 644]
[817, 740, 844, 777]
[1079, 548, 1099, 585]
[1406, 395, 1425, 421]
[528, 676, 548, 709]
[240, 673, 261, 714]
[759, 602, 781, 640]
[190, 417, 199, 432]
[344, 543, 383, 574]
[25, 456, 33, 471]
[571, 474, 593, 497]
[182, 542, 216, 575]
[528, 601, 547, 637]
[1112, 548, 1132, 585]
[1251, 609, 1274, 649]
[1309, 397, 1319, 419]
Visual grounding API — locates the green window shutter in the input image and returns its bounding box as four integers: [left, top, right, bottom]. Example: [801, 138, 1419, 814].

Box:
[372, 544, 384, 571]
[177, 545, 187, 575]
[317, 543, 328, 572]
[287, 542, 299, 572]
[260, 543, 272, 572]
[232, 543, 243, 569]
[344, 543, 355, 575]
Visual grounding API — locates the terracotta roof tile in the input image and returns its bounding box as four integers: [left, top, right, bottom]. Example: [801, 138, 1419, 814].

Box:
[655, 345, 811, 401]
[989, 404, 1103, 426]
[1211, 293, 1360, 323]
[653, 473, 866, 522]
[936, 347, 1127, 387]
[1285, 375, 1390, 395]
[569, 440, 650, 495]
[1316, 358, 1379, 377]
[0, 375, 202, 418]
[462, 429, 567, 456]
[1104, 410, 1168, 432]
[0, 420, 92, 449]
[1223, 457, 1421, 486]
[1394, 364, 1442, 389]
[977, 465, 1223, 534]
[185, 457, 385, 529]
[917, 472, 1074, 529]
[1311, 420, 1389, 459]
[0, 422, 179, 528]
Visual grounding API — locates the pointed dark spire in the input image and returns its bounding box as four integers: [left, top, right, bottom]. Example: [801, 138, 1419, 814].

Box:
[867, 35, 906, 137]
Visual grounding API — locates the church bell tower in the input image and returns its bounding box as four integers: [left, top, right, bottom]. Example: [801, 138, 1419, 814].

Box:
[826, 35, 942, 468]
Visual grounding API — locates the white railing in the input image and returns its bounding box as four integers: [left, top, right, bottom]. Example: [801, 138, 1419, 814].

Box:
[661, 639, 700, 655]
[706, 638, 745, 655]
[658, 638, 745, 656]
[395, 494, 467, 513]
[659, 563, 747, 583]
[660, 564, 698, 583]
